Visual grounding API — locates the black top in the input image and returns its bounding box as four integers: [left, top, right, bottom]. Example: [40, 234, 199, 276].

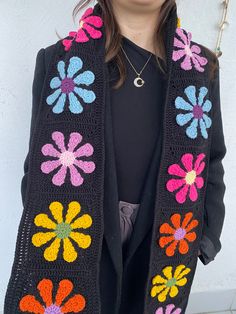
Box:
[108, 35, 167, 204]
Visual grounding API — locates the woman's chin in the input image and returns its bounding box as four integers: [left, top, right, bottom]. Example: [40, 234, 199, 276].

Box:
[113, 0, 166, 10]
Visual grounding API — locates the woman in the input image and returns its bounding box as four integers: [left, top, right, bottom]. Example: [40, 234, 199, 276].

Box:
[4, 0, 226, 313]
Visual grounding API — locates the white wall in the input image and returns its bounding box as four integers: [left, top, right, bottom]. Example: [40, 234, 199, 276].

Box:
[0, 0, 235, 312]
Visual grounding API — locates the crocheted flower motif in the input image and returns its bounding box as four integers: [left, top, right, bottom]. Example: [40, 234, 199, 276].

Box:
[175, 85, 212, 139]
[32, 201, 92, 262]
[46, 56, 96, 114]
[159, 212, 199, 256]
[151, 264, 191, 303]
[62, 7, 103, 51]
[155, 304, 182, 314]
[166, 153, 205, 204]
[19, 278, 86, 313]
[172, 28, 208, 72]
[41, 131, 95, 187]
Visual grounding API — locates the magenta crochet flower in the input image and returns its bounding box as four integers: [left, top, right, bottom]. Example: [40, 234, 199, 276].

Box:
[155, 304, 182, 314]
[41, 131, 95, 187]
[63, 7, 103, 51]
[166, 153, 205, 204]
[172, 28, 208, 72]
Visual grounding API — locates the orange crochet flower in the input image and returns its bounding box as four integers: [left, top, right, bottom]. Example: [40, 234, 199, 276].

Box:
[19, 278, 86, 313]
[158, 212, 199, 256]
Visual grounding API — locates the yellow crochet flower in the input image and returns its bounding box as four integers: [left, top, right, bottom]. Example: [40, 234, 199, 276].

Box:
[150, 264, 191, 302]
[32, 201, 92, 263]
[177, 17, 181, 28]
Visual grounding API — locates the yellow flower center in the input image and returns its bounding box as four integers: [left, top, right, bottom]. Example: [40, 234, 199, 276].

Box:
[79, 20, 84, 28]
[185, 170, 196, 185]
[55, 222, 72, 239]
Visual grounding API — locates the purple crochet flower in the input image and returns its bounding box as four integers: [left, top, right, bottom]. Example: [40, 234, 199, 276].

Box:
[172, 28, 208, 72]
[41, 131, 95, 186]
[155, 304, 182, 314]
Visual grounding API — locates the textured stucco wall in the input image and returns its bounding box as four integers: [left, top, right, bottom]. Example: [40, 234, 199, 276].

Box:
[0, 0, 235, 310]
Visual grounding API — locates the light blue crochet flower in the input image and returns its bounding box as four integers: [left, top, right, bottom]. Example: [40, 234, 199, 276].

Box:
[46, 56, 96, 114]
[174, 85, 212, 139]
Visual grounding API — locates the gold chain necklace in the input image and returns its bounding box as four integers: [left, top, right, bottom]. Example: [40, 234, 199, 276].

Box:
[120, 45, 153, 88]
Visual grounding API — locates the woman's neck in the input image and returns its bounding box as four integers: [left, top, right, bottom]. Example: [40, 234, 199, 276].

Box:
[112, 2, 161, 55]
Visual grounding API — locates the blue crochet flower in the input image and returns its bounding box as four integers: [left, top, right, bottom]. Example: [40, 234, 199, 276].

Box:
[174, 85, 212, 139]
[46, 56, 96, 114]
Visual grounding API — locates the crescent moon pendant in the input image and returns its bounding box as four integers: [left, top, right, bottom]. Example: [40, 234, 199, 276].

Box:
[134, 76, 145, 87]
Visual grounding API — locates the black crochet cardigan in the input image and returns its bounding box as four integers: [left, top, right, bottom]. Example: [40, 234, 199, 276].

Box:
[4, 2, 226, 313]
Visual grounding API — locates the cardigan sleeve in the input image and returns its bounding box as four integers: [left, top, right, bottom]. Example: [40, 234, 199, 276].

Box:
[21, 48, 46, 206]
[198, 58, 227, 265]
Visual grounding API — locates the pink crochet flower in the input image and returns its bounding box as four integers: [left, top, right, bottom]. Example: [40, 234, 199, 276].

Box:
[166, 153, 205, 204]
[172, 28, 208, 72]
[155, 304, 182, 314]
[41, 131, 95, 187]
[63, 7, 103, 51]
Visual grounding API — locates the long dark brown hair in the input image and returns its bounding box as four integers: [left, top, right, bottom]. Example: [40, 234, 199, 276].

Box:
[73, 0, 218, 89]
